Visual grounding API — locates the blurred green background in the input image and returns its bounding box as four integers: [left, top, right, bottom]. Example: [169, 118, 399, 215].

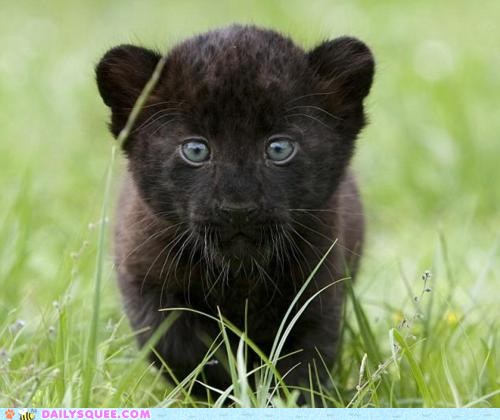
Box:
[2, 0, 498, 317]
[1, 0, 499, 407]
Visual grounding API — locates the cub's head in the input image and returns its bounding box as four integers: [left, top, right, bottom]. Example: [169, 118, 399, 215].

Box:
[96, 25, 374, 264]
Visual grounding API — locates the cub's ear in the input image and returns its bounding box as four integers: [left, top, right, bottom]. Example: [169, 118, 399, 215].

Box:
[95, 45, 161, 135]
[307, 37, 374, 113]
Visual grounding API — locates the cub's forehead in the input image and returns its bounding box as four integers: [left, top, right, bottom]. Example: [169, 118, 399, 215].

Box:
[173, 26, 306, 80]
[160, 26, 310, 135]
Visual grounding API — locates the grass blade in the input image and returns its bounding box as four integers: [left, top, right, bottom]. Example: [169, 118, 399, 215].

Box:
[392, 329, 434, 407]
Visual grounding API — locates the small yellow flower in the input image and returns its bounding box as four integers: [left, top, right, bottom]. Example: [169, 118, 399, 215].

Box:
[392, 311, 404, 325]
[445, 310, 459, 325]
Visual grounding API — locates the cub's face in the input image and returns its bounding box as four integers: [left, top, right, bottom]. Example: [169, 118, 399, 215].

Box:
[96, 26, 374, 263]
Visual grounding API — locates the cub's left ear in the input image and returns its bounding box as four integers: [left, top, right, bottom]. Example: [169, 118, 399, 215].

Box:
[308, 37, 375, 112]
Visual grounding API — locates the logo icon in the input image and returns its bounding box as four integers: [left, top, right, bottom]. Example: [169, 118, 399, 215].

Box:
[18, 410, 35, 420]
[5, 410, 15, 420]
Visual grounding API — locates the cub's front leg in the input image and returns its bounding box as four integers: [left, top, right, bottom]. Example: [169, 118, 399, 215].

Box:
[117, 271, 230, 393]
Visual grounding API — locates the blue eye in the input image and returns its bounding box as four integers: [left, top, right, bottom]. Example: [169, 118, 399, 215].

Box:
[181, 138, 210, 165]
[266, 137, 296, 163]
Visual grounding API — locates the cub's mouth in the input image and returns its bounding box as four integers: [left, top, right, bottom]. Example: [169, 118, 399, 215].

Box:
[224, 231, 253, 243]
[195, 224, 274, 266]
[218, 230, 261, 260]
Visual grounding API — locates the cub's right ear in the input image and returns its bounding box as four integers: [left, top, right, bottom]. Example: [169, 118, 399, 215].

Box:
[95, 45, 161, 134]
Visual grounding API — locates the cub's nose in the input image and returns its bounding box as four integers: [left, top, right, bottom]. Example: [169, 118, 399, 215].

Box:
[218, 202, 258, 227]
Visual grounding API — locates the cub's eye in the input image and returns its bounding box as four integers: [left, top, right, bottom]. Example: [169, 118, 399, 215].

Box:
[180, 138, 210, 165]
[266, 136, 296, 164]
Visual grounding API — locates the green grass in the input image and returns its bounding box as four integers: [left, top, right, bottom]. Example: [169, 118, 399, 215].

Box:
[1, 0, 499, 408]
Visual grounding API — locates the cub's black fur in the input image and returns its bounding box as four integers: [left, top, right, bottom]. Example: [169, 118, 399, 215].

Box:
[96, 25, 374, 399]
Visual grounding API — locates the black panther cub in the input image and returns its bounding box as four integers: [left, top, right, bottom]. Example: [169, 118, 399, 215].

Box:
[96, 25, 374, 398]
